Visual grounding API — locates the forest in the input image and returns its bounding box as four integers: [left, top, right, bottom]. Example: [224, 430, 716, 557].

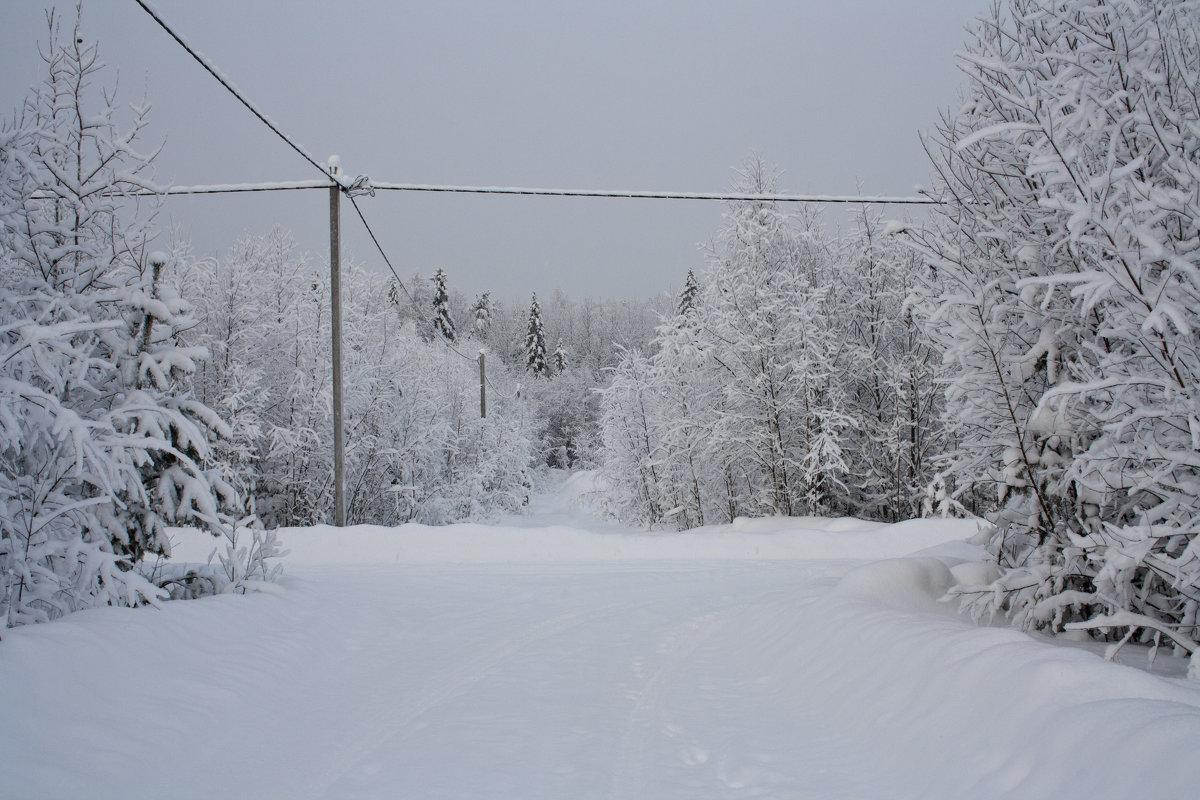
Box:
[3, 0, 1199, 666]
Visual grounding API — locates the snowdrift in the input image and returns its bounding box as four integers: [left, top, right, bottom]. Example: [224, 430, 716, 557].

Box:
[168, 514, 981, 566]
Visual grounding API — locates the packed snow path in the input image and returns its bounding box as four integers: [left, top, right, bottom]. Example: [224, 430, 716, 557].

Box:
[3, 473, 1200, 799]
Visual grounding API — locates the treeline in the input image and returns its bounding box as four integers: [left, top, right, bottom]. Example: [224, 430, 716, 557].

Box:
[598, 162, 943, 529]
[385, 268, 668, 472]
[177, 228, 666, 529]
[177, 230, 537, 528]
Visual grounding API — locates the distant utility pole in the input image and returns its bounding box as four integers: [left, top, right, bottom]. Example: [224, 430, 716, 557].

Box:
[479, 351, 487, 419]
[329, 156, 346, 526]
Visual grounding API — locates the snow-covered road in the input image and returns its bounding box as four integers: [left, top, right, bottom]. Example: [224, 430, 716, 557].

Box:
[3, 474, 1199, 799]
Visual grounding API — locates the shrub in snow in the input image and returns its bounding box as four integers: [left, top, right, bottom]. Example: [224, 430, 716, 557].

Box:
[906, 0, 1200, 660]
[147, 525, 286, 601]
[0, 11, 247, 628]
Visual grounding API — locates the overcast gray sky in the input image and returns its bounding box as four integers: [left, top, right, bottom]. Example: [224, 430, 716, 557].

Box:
[1, 0, 987, 301]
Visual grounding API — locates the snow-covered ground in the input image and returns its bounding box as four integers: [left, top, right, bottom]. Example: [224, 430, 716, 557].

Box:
[3, 472, 1199, 799]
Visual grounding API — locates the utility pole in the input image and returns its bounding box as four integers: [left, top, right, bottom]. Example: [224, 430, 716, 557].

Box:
[479, 350, 487, 419]
[329, 156, 346, 526]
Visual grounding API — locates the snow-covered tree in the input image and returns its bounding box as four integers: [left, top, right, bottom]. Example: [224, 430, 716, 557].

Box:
[525, 293, 549, 378]
[837, 210, 945, 522]
[677, 269, 700, 316]
[431, 268, 456, 342]
[599, 349, 669, 524]
[908, 0, 1200, 663]
[600, 159, 857, 526]
[685, 160, 852, 518]
[0, 10, 243, 627]
[469, 291, 492, 339]
[553, 338, 568, 375]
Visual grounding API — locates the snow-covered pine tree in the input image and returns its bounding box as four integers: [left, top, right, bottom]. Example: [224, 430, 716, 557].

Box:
[431, 268, 457, 342]
[909, 0, 1200, 664]
[0, 10, 243, 627]
[553, 338, 568, 375]
[677, 269, 700, 316]
[525, 293, 549, 377]
[469, 291, 492, 339]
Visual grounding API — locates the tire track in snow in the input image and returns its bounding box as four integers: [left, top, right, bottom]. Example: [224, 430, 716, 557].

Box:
[606, 603, 750, 800]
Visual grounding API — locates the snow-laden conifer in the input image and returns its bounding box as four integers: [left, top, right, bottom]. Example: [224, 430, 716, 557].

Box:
[553, 338, 568, 376]
[469, 291, 492, 339]
[677, 269, 700, 316]
[525, 293, 549, 377]
[0, 10, 244, 627]
[431, 268, 457, 342]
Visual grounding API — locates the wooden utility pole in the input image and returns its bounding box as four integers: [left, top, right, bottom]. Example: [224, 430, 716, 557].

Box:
[479, 351, 487, 419]
[329, 157, 346, 526]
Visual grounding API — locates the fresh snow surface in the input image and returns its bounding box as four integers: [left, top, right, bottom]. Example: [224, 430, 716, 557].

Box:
[3, 471, 1199, 799]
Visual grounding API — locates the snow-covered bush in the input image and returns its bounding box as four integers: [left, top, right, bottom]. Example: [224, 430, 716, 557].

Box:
[908, 0, 1200, 657]
[0, 11, 244, 628]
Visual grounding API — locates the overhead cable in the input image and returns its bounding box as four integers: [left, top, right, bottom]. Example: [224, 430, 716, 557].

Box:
[370, 183, 938, 204]
[348, 195, 527, 401]
[120, 179, 942, 205]
[347, 194, 417, 306]
[133, 0, 331, 181]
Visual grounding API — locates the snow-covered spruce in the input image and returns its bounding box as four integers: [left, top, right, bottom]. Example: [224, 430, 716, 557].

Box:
[431, 268, 457, 342]
[525, 292, 549, 378]
[469, 291, 492, 339]
[0, 10, 252, 628]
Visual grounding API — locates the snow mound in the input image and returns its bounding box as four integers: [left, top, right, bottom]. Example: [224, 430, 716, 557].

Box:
[950, 560, 1003, 587]
[834, 557, 956, 612]
[168, 516, 979, 566]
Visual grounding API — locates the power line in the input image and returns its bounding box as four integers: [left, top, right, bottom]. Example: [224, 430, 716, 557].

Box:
[370, 182, 939, 205]
[118, 179, 941, 205]
[348, 193, 527, 402]
[144, 180, 332, 195]
[346, 194, 417, 306]
[132, 1, 933, 403]
[347, 195, 474, 364]
[133, 0, 330, 181]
